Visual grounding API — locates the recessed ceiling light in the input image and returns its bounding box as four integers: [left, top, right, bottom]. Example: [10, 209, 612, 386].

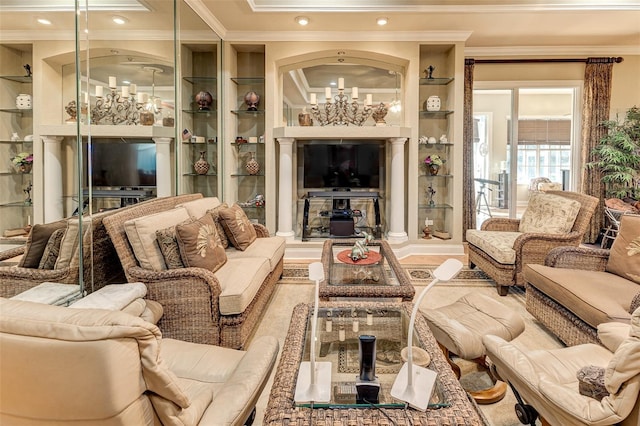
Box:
[37, 18, 51, 25]
[377, 17, 388, 26]
[112, 15, 128, 25]
[330, 82, 336, 86]
[295, 16, 309, 26]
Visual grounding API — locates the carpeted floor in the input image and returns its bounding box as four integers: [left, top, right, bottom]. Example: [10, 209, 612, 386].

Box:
[251, 263, 564, 426]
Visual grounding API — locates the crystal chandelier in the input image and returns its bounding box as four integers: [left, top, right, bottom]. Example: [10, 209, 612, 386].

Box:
[309, 77, 373, 126]
[388, 71, 402, 113]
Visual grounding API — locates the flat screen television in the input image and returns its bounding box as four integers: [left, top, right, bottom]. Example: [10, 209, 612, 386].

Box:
[89, 142, 157, 187]
[302, 141, 383, 189]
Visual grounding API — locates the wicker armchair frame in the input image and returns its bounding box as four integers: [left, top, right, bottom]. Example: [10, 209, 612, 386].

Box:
[525, 246, 612, 346]
[468, 190, 599, 296]
[0, 209, 126, 298]
[102, 193, 282, 349]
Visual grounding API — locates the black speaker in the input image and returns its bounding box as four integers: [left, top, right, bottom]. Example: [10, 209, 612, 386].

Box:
[356, 335, 380, 404]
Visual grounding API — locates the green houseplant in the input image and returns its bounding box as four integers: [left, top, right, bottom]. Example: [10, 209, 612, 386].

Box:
[587, 106, 640, 199]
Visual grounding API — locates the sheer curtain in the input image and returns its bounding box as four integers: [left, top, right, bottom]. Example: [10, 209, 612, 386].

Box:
[580, 57, 616, 243]
[462, 59, 476, 240]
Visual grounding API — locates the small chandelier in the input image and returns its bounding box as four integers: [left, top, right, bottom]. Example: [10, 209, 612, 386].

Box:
[309, 77, 373, 126]
[388, 71, 402, 113]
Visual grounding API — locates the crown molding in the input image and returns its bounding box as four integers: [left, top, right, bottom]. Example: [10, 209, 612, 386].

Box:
[466, 45, 640, 57]
[223, 30, 472, 42]
[0, 29, 177, 41]
[183, 0, 227, 39]
[246, 0, 640, 12]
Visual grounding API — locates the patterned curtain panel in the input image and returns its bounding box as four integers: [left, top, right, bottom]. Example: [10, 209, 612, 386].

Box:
[580, 58, 615, 243]
[462, 59, 476, 241]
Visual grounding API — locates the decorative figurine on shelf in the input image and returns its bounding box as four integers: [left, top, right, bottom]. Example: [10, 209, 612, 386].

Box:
[65, 100, 77, 123]
[11, 132, 19, 142]
[422, 217, 433, 239]
[195, 91, 213, 111]
[426, 184, 436, 207]
[424, 65, 435, 80]
[371, 102, 388, 126]
[23, 64, 32, 77]
[440, 134, 448, 143]
[350, 231, 374, 262]
[244, 91, 260, 111]
[298, 107, 313, 126]
[23, 181, 32, 206]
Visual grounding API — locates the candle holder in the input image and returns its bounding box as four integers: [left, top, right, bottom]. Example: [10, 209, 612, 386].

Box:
[310, 88, 373, 126]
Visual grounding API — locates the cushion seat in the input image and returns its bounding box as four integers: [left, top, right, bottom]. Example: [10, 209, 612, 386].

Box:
[525, 264, 637, 328]
[466, 230, 522, 265]
[214, 257, 271, 315]
[225, 236, 286, 272]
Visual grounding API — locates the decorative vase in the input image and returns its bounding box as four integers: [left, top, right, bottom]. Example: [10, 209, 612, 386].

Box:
[195, 91, 213, 111]
[371, 103, 388, 126]
[15, 164, 32, 174]
[193, 151, 210, 175]
[16, 94, 32, 110]
[245, 153, 260, 175]
[298, 108, 313, 126]
[425, 95, 441, 112]
[428, 164, 440, 176]
[244, 91, 260, 111]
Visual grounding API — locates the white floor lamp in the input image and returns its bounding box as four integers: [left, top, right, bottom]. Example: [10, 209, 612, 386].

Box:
[294, 262, 332, 403]
[391, 258, 464, 411]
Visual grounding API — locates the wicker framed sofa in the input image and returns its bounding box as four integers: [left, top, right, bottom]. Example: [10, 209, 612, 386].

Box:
[0, 208, 126, 298]
[524, 215, 640, 347]
[103, 194, 285, 349]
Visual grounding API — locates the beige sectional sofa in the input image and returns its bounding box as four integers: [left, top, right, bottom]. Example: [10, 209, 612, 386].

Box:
[103, 194, 285, 349]
[524, 215, 640, 346]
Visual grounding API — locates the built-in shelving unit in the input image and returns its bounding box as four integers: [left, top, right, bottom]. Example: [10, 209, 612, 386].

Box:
[0, 44, 34, 237]
[228, 45, 265, 224]
[179, 43, 219, 197]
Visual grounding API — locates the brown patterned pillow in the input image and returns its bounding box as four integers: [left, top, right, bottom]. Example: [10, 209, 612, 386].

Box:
[37, 228, 66, 270]
[218, 203, 257, 251]
[175, 214, 227, 272]
[156, 226, 185, 269]
[606, 215, 640, 284]
[207, 202, 229, 248]
[18, 220, 67, 268]
[577, 365, 609, 401]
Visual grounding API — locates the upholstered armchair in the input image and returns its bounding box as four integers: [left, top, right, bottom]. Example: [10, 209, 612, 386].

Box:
[466, 190, 599, 295]
[0, 298, 278, 426]
[483, 308, 640, 426]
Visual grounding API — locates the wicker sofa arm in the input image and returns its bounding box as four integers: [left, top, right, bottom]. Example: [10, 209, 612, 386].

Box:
[0, 267, 73, 298]
[543, 246, 610, 271]
[513, 231, 585, 271]
[252, 223, 270, 238]
[127, 266, 224, 345]
[481, 218, 520, 232]
[0, 246, 26, 262]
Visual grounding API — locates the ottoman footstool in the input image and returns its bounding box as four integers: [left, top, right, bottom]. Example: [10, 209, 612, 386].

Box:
[422, 292, 525, 404]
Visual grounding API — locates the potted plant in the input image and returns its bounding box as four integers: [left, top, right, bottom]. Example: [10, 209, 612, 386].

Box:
[424, 154, 445, 175]
[587, 106, 640, 199]
[10, 152, 33, 173]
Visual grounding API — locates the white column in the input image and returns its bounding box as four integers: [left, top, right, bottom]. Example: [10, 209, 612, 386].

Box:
[42, 136, 64, 222]
[276, 137, 295, 240]
[387, 137, 408, 243]
[152, 137, 173, 197]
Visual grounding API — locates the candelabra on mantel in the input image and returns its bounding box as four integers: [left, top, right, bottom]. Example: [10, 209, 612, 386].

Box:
[309, 77, 374, 126]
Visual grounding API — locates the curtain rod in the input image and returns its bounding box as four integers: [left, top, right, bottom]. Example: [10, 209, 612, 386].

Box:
[467, 57, 623, 65]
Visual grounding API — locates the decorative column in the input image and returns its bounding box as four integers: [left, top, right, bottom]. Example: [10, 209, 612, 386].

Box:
[42, 136, 64, 222]
[387, 137, 408, 243]
[152, 137, 172, 197]
[276, 137, 295, 240]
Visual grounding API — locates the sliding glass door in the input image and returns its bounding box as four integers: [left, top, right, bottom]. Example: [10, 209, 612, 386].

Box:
[473, 84, 580, 227]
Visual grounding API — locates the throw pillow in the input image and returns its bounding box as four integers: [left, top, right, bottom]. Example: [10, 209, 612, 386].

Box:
[156, 225, 186, 269]
[606, 215, 640, 284]
[218, 203, 257, 251]
[518, 192, 581, 234]
[177, 197, 221, 219]
[37, 228, 66, 270]
[175, 214, 227, 272]
[577, 365, 609, 401]
[55, 217, 93, 270]
[206, 202, 229, 248]
[18, 220, 66, 268]
[630, 292, 640, 314]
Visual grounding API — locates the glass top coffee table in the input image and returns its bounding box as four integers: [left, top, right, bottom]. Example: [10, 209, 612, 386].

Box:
[319, 239, 415, 301]
[264, 301, 485, 425]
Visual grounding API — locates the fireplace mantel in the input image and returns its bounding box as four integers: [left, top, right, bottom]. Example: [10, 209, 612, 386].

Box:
[274, 126, 410, 243]
[273, 126, 411, 140]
